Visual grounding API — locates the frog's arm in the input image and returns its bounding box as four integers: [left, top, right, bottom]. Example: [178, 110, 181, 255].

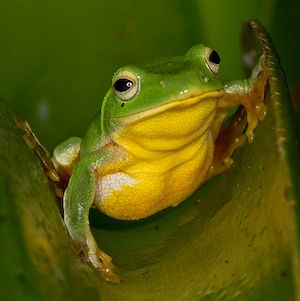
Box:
[63, 152, 120, 283]
[218, 55, 268, 141]
[209, 20, 274, 178]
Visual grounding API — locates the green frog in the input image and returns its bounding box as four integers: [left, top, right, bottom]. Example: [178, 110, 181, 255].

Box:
[16, 24, 269, 283]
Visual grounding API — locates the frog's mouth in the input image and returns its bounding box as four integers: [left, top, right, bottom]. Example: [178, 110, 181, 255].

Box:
[115, 89, 225, 122]
[111, 89, 225, 153]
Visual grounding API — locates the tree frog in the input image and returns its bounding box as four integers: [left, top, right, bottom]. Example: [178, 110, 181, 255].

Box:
[50, 42, 268, 282]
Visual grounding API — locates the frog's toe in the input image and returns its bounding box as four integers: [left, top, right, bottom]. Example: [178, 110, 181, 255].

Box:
[99, 267, 120, 283]
[82, 242, 119, 283]
[95, 249, 120, 283]
[255, 102, 267, 121]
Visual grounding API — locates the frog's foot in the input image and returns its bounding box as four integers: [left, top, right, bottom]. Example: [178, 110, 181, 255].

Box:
[243, 55, 268, 141]
[71, 237, 120, 283]
[84, 244, 120, 283]
[14, 116, 65, 198]
[208, 106, 247, 179]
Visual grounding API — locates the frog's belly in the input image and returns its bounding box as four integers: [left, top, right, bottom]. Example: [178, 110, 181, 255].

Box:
[94, 138, 214, 220]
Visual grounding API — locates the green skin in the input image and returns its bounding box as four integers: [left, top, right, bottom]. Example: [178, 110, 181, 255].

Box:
[53, 44, 267, 282]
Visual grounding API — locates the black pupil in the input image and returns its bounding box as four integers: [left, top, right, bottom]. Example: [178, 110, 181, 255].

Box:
[114, 78, 133, 92]
[209, 50, 220, 64]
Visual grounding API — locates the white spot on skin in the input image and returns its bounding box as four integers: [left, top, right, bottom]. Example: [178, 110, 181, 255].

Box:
[179, 89, 189, 95]
[77, 203, 84, 221]
[96, 172, 138, 202]
[203, 76, 210, 83]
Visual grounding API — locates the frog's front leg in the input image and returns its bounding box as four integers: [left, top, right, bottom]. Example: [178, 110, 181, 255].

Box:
[208, 55, 268, 179]
[63, 159, 119, 283]
[218, 55, 268, 141]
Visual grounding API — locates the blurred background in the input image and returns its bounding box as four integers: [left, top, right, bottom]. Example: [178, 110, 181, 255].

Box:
[0, 0, 299, 150]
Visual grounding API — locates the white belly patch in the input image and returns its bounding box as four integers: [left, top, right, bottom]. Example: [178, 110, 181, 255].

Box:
[96, 172, 138, 202]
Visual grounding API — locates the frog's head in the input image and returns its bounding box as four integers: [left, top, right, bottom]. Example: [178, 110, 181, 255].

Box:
[101, 44, 225, 142]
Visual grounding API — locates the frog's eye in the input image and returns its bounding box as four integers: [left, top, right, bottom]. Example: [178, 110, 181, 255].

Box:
[204, 47, 220, 74]
[113, 70, 140, 101]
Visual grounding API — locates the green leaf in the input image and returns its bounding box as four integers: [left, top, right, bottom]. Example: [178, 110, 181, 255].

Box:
[0, 101, 86, 300]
